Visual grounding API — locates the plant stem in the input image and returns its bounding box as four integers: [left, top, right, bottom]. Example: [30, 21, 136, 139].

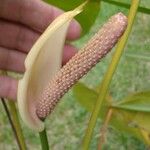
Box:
[82, 0, 141, 149]
[8, 101, 27, 150]
[1, 71, 26, 150]
[39, 128, 49, 150]
[140, 129, 150, 146]
[1, 98, 23, 149]
[98, 109, 113, 150]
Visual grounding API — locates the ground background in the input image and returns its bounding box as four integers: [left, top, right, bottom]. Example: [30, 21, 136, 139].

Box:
[0, 0, 150, 149]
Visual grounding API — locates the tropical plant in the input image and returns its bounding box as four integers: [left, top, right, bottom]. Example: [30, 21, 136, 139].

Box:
[0, 0, 150, 149]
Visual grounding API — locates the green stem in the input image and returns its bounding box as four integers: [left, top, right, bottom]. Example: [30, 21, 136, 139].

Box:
[1, 98, 27, 150]
[82, 0, 141, 149]
[1, 71, 26, 150]
[8, 101, 27, 150]
[1, 98, 21, 149]
[39, 129, 49, 150]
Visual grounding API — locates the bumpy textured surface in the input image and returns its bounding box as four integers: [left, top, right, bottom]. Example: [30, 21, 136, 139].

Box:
[36, 13, 128, 119]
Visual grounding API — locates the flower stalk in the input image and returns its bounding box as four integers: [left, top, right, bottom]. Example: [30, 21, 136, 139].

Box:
[39, 129, 49, 150]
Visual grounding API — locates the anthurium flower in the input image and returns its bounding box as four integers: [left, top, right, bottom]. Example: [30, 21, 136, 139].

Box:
[17, 3, 127, 132]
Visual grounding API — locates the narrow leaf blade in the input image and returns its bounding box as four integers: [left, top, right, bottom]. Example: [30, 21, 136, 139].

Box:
[45, 0, 101, 36]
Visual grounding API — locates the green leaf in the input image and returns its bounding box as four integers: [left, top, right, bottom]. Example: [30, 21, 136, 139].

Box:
[110, 109, 145, 142]
[125, 52, 150, 61]
[45, 0, 101, 36]
[131, 112, 150, 133]
[73, 82, 97, 112]
[102, 0, 150, 15]
[112, 91, 150, 112]
[111, 91, 150, 145]
[73, 83, 150, 145]
[73, 82, 111, 119]
[111, 109, 150, 145]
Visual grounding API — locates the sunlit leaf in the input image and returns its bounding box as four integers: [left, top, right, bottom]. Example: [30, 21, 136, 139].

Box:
[73, 83, 150, 144]
[112, 91, 150, 145]
[102, 0, 150, 15]
[110, 109, 144, 142]
[73, 82, 109, 118]
[45, 0, 101, 36]
[73, 83, 145, 142]
[112, 91, 150, 112]
[73, 82, 97, 112]
[125, 52, 150, 61]
[111, 109, 150, 145]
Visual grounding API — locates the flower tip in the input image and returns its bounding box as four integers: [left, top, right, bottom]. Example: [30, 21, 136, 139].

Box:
[115, 12, 128, 25]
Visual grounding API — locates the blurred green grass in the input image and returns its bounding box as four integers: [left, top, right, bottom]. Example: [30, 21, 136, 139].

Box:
[0, 0, 150, 149]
